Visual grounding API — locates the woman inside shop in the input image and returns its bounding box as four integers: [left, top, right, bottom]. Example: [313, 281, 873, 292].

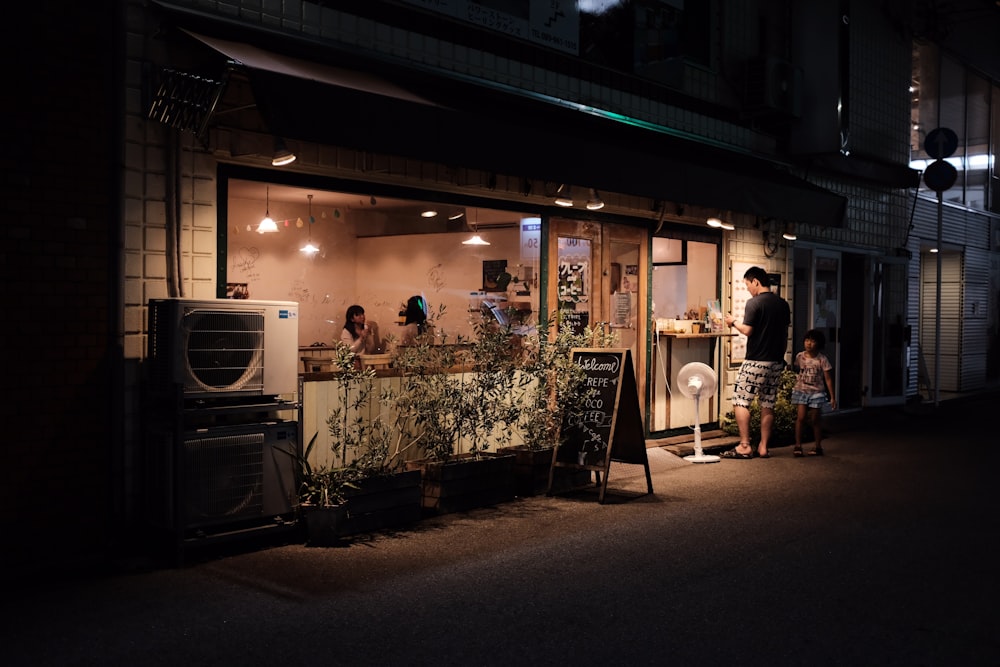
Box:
[340, 304, 382, 354]
[399, 295, 429, 346]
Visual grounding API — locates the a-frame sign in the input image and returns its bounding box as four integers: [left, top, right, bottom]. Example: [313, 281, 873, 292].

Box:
[547, 348, 653, 503]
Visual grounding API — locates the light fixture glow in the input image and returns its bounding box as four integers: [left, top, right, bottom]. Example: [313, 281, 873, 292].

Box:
[720, 221, 735, 231]
[271, 138, 296, 166]
[462, 208, 491, 245]
[448, 210, 465, 220]
[300, 193, 319, 254]
[257, 186, 279, 233]
[585, 188, 605, 210]
[554, 184, 574, 207]
[706, 217, 723, 228]
[782, 224, 797, 241]
[421, 209, 438, 218]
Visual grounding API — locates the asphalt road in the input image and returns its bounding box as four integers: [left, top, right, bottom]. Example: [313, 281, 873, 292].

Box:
[6, 395, 998, 666]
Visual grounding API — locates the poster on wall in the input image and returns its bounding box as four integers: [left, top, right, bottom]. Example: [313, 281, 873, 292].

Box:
[558, 259, 589, 305]
[622, 264, 639, 293]
[729, 261, 757, 364]
[482, 259, 509, 291]
[611, 291, 631, 328]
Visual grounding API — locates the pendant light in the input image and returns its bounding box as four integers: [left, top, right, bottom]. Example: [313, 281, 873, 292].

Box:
[300, 194, 319, 255]
[462, 208, 490, 245]
[256, 186, 278, 233]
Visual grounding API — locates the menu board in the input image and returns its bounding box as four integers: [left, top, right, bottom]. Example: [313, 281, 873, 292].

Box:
[729, 261, 755, 363]
[550, 349, 652, 503]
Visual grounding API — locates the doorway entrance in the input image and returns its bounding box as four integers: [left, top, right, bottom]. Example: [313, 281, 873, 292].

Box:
[792, 248, 872, 411]
[547, 218, 649, 420]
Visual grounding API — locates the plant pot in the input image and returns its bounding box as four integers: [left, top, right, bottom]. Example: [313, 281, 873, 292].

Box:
[498, 445, 595, 497]
[339, 469, 422, 536]
[302, 504, 347, 547]
[406, 452, 516, 515]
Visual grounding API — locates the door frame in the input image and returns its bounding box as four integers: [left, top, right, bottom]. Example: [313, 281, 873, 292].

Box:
[547, 218, 650, 423]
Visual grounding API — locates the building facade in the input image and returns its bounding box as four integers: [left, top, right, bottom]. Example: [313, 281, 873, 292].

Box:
[5, 0, 998, 574]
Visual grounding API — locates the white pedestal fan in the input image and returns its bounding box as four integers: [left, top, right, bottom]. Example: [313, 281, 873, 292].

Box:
[677, 362, 720, 463]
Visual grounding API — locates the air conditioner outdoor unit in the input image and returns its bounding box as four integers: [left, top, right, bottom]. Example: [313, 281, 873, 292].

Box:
[745, 56, 802, 118]
[146, 420, 298, 535]
[147, 298, 299, 399]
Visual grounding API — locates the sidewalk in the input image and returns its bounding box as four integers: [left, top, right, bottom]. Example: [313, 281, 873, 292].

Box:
[5, 389, 997, 666]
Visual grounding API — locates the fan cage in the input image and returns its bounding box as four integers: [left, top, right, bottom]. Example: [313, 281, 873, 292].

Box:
[183, 431, 264, 525]
[183, 309, 265, 393]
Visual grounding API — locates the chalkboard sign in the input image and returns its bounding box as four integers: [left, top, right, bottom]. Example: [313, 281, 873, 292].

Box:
[549, 348, 652, 503]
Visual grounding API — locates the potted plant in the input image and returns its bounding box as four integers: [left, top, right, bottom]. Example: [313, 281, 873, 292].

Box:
[501, 312, 616, 495]
[392, 304, 522, 514]
[293, 433, 354, 547]
[320, 344, 422, 537]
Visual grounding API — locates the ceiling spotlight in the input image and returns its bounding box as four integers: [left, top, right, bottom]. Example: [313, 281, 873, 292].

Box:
[554, 184, 574, 207]
[706, 217, 723, 228]
[782, 224, 797, 241]
[271, 138, 296, 166]
[421, 209, 438, 218]
[585, 188, 605, 210]
[256, 186, 279, 233]
[448, 210, 465, 220]
[720, 221, 735, 231]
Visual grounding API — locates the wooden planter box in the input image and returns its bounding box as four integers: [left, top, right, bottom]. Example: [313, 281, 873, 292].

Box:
[406, 452, 516, 514]
[499, 446, 595, 497]
[302, 505, 347, 547]
[339, 469, 422, 537]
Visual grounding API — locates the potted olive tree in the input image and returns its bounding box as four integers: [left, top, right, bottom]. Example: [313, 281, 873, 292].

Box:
[393, 305, 523, 514]
[501, 312, 616, 496]
[322, 344, 423, 536]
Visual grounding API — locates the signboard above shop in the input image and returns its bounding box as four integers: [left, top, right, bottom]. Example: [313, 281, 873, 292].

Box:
[400, 0, 580, 55]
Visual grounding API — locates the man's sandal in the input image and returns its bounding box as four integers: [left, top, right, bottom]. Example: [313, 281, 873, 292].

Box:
[808, 446, 824, 456]
[721, 443, 754, 459]
[793, 446, 804, 457]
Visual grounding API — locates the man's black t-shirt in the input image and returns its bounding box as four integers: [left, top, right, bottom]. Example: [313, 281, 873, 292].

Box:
[743, 291, 790, 361]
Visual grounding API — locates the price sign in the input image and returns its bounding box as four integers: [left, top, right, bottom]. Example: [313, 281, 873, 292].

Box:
[520, 217, 541, 260]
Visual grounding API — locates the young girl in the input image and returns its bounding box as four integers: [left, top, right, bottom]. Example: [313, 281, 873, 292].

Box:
[791, 329, 836, 456]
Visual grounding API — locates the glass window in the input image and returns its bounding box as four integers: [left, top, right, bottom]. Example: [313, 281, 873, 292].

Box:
[580, 0, 711, 82]
[993, 85, 1000, 214]
[967, 71, 991, 211]
[938, 55, 967, 204]
[910, 42, 940, 193]
[223, 180, 542, 347]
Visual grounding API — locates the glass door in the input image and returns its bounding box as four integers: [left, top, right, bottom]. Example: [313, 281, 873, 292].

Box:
[813, 251, 840, 382]
[547, 219, 649, 423]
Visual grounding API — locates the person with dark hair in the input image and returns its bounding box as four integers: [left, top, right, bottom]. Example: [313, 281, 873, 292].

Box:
[791, 328, 836, 456]
[340, 304, 382, 354]
[399, 295, 429, 346]
[722, 265, 791, 459]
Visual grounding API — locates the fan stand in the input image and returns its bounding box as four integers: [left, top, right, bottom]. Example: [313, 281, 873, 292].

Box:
[683, 392, 720, 463]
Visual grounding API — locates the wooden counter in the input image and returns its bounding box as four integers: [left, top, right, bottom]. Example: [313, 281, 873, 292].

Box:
[652, 331, 736, 431]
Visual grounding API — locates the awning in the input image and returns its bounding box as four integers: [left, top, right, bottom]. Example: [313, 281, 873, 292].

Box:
[184, 30, 848, 227]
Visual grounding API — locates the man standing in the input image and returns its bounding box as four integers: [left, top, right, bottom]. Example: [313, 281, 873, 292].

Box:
[722, 266, 790, 459]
